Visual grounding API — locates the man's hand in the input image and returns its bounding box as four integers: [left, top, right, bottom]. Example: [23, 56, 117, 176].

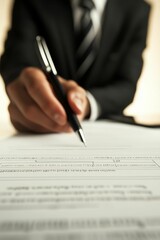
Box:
[6, 67, 90, 133]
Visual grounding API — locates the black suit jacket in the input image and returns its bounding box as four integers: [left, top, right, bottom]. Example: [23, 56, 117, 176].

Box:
[0, 0, 150, 118]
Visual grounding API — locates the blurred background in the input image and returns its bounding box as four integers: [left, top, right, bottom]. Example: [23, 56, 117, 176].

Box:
[0, 0, 160, 133]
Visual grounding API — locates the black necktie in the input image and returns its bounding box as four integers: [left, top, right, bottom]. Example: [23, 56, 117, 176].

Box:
[76, 0, 97, 81]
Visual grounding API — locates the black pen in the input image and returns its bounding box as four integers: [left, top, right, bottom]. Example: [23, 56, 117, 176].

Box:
[36, 36, 86, 146]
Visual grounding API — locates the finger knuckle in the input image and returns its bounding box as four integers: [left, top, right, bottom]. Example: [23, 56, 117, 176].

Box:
[6, 81, 19, 97]
[68, 80, 77, 87]
[42, 100, 54, 113]
[24, 104, 36, 120]
[8, 103, 15, 115]
[10, 120, 22, 132]
[21, 68, 40, 89]
[8, 103, 12, 112]
[30, 81, 41, 93]
[21, 67, 35, 79]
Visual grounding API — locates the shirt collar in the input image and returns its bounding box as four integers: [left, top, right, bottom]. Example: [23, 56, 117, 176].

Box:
[93, 0, 107, 14]
[71, 0, 107, 13]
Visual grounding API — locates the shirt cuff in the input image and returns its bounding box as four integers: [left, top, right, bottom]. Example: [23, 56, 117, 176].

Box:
[86, 91, 101, 121]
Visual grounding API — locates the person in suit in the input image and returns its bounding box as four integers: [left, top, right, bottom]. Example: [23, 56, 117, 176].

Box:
[0, 0, 150, 133]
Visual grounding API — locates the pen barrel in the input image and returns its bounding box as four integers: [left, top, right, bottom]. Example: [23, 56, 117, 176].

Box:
[46, 72, 82, 132]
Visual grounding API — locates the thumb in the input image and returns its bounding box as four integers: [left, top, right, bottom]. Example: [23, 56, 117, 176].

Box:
[68, 92, 84, 114]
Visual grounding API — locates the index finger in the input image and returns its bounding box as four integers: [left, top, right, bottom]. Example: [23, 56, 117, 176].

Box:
[21, 67, 67, 125]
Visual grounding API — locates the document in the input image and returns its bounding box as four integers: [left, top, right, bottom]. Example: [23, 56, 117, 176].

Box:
[0, 121, 160, 240]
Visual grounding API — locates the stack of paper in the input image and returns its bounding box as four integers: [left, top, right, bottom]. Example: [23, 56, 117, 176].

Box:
[0, 121, 160, 240]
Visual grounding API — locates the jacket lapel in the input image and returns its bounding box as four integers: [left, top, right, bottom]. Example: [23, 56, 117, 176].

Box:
[53, 0, 76, 79]
[86, 0, 125, 85]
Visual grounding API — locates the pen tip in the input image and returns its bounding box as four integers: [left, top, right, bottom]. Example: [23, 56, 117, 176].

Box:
[84, 142, 87, 147]
[77, 129, 87, 147]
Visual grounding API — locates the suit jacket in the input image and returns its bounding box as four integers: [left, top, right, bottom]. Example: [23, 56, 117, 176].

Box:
[0, 0, 150, 118]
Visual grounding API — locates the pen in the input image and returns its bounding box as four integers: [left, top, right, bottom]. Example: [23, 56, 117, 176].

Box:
[36, 36, 86, 146]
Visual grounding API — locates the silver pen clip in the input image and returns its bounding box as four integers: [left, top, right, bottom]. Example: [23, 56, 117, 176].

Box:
[36, 36, 57, 75]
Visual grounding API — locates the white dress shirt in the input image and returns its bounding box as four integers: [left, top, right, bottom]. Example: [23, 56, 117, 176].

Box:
[71, 0, 107, 120]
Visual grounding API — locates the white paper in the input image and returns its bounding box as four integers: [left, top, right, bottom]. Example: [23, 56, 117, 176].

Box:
[0, 121, 160, 240]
